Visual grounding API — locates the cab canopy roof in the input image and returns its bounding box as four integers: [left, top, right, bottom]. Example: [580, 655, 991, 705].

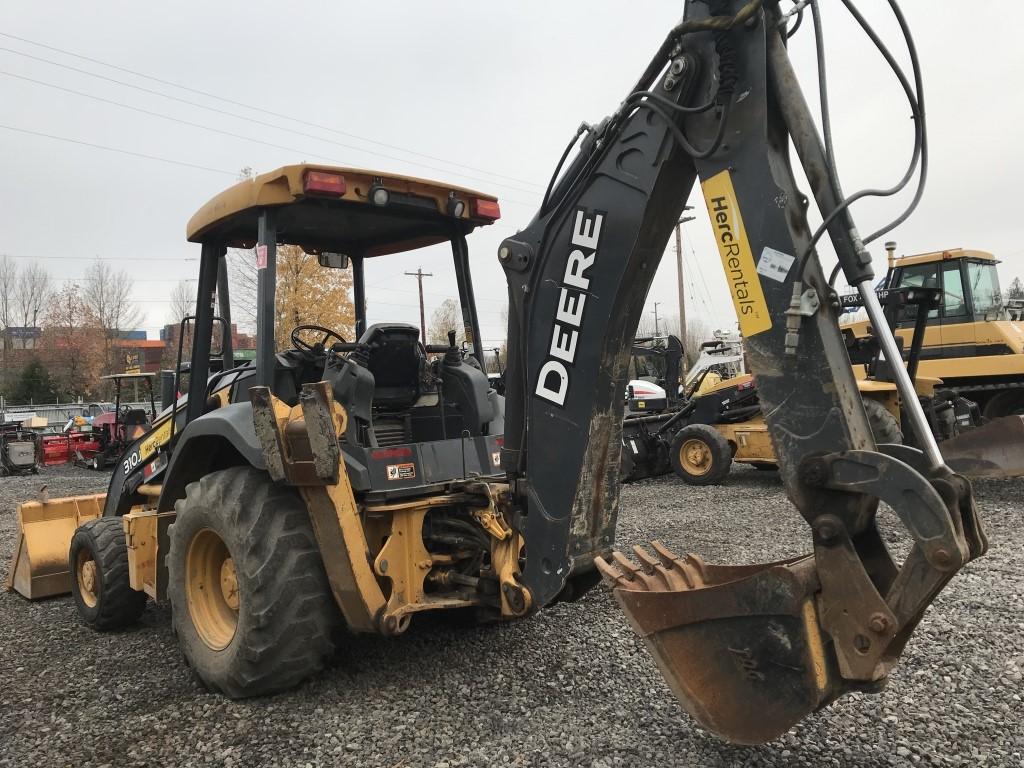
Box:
[186, 164, 500, 257]
[895, 248, 997, 267]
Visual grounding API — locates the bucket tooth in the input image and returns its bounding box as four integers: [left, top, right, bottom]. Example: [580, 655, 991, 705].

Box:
[594, 555, 633, 588]
[649, 540, 704, 588]
[610, 551, 641, 579]
[632, 544, 660, 572]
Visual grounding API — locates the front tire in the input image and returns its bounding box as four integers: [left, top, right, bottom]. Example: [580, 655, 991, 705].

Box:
[70, 517, 147, 629]
[167, 467, 341, 698]
[863, 397, 903, 445]
[669, 424, 732, 485]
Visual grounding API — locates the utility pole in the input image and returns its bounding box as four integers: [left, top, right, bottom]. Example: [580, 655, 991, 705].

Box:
[404, 268, 433, 342]
[651, 302, 661, 336]
[675, 209, 695, 361]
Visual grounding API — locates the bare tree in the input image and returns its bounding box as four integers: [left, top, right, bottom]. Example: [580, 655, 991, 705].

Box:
[228, 248, 258, 329]
[225, 167, 259, 331]
[169, 280, 195, 324]
[0, 255, 16, 351]
[1005, 276, 1024, 302]
[14, 262, 51, 347]
[428, 298, 465, 346]
[82, 262, 144, 369]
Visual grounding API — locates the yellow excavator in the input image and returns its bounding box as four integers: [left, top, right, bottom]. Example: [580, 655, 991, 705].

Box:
[6, 0, 990, 745]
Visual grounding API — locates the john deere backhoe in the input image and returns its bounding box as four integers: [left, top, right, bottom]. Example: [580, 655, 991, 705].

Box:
[7, 0, 988, 745]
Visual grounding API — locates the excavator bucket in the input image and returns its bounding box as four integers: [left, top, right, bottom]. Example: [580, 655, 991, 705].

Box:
[596, 543, 847, 745]
[941, 415, 1024, 478]
[4, 494, 105, 599]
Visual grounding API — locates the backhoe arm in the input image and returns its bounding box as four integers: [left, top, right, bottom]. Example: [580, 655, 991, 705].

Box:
[499, 0, 986, 744]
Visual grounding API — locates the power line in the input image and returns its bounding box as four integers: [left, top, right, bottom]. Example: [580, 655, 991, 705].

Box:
[0, 123, 525, 230]
[0, 123, 237, 176]
[3, 253, 197, 262]
[0, 70, 541, 210]
[0, 44, 542, 196]
[0, 31, 545, 191]
[685, 236, 719, 320]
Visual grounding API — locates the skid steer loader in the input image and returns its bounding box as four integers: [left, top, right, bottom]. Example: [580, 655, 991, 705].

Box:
[7, 1, 990, 745]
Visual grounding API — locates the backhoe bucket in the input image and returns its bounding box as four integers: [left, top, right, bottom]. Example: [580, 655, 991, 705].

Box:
[596, 543, 846, 745]
[5, 494, 105, 599]
[941, 415, 1024, 478]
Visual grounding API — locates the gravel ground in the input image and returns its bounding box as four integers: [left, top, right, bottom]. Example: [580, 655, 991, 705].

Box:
[0, 464, 1021, 767]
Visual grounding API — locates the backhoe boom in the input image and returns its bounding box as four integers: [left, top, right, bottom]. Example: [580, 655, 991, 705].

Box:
[499, 0, 986, 743]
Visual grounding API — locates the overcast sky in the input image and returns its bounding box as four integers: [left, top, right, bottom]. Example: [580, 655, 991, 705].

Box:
[1, 1, 1021, 347]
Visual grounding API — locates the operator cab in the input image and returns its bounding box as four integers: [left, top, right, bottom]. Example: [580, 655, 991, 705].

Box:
[887, 248, 1004, 326]
[181, 164, 504, 493]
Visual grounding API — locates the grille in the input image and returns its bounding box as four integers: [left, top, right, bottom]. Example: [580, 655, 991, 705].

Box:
[374, 419, 409, 447]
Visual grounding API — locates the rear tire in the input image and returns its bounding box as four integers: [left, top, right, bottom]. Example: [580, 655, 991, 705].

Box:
[670, 424, 732, 485]
[70, 517, 147, 630]
[167, 467, 341, 698]
[863, 397, 903, 445]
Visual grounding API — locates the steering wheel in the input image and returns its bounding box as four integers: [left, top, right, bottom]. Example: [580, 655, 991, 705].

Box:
[290, 324, 347, 355]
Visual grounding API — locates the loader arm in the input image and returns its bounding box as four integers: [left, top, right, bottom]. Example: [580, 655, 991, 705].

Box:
[500, 0, 986, 744]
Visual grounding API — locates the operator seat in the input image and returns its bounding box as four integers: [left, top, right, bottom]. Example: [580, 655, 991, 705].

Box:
[358, 323, 424, 411]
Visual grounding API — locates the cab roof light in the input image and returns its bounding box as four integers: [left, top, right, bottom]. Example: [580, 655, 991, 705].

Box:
[471, 198, 501, 221]
[447, 194, 466, 218]
[304, 171, 347, 196]
[370, 185, 391, 206]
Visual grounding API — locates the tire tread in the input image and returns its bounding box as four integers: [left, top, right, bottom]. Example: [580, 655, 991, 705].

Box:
[168, 467, 340, 698]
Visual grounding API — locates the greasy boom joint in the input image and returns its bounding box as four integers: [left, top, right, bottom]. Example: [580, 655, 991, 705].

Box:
[535, 208, 604, 406]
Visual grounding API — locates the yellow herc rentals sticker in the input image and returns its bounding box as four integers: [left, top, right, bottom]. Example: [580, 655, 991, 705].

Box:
[701, 170, 772, 337]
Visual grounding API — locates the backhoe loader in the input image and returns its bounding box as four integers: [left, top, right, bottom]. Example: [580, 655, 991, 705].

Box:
[7, 0, 988, 746]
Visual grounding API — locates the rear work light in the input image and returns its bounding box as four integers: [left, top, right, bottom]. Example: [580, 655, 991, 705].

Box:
[304, 171, 347, 196]
[471, 198, 501, 221]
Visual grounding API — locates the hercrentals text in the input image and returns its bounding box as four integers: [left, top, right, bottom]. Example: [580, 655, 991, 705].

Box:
[710, 195, 757, 316]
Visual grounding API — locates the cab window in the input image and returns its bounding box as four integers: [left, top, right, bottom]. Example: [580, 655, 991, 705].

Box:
[895, 263, 939, 321]
[968, 261, 1002, 316]
[942, 262, 967, 318]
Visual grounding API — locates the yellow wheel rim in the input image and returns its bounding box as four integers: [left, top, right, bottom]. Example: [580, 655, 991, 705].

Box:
[76, 549, 99, 608]
[680, 438, 713, 476]
[186, 528, 238, 651]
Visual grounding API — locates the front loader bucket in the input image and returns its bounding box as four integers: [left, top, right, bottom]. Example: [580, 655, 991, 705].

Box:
[5, 494, 105, 599]
[941, 415, 1024, 478]
[597, 543, 848, 745]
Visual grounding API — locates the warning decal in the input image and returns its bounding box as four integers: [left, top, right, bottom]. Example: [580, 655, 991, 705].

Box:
[386, 463, 416, 481]
[757, 246, 796, 284]
[701, 171, 772, 337]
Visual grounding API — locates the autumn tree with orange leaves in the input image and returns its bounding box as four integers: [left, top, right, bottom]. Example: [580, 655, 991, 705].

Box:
[273, 245, 356, 349]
